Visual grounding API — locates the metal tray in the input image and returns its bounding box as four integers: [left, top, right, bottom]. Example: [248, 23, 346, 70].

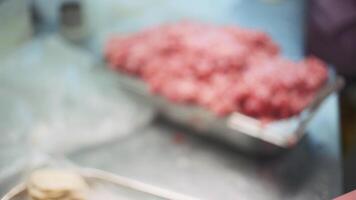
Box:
[1, 168, 198, 200]
[114, 70, 344, 154]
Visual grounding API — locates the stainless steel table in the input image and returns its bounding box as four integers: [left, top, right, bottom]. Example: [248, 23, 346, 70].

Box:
[1, 0, 342, 199]
[68, 94, 342, 200]
[68, 0, 342, 199]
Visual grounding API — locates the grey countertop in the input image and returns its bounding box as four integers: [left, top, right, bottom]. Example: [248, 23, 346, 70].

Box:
[69, 0, 342, 199]
[1, 0, 343, 199]
[68, 94, 341, 200]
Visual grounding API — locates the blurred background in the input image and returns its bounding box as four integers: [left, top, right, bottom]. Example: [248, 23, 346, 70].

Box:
[0, 0, 355, 199]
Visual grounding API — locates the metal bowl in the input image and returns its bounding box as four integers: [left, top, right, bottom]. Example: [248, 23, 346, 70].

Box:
[1, 168, 198, 200]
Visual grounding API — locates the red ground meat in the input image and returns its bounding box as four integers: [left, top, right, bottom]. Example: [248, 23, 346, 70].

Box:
[105, 21, 328, 121]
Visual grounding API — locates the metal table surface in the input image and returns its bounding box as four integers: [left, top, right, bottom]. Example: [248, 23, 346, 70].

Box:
[0, 0, 342, 199]
[68, 95, 341, 200]
[68, 0, 342, 199]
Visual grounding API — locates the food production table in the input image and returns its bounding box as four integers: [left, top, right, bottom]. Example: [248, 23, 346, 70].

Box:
[68, 94, 342, 200]
[67, 0, 343, 199]
[1, 0, 343, 199]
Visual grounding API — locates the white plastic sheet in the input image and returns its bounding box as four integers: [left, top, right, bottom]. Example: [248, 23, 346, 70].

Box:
[0, 35, 154, 156]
